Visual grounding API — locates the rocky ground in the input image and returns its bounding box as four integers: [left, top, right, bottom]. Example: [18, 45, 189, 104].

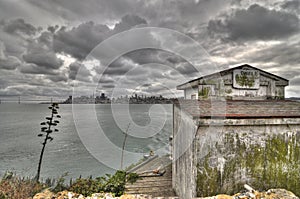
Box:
[32, 185, 299, 199]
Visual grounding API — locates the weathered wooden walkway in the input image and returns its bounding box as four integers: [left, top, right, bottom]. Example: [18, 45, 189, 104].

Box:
[125, 155, 176, 197]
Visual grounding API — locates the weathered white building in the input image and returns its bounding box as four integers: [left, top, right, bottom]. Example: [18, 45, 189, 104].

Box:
[177, 64, 289, 100]
[172, 64, 300, 199]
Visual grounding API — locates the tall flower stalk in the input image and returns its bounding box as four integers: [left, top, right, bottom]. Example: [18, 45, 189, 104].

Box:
[120, 123, 131, 170]
[36, 103, 61, 182]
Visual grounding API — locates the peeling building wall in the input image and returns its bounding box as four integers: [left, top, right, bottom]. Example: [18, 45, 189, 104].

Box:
[197, 72, 286, 100]
[178, 65, 289, 100]
[184, 87, 199, 100]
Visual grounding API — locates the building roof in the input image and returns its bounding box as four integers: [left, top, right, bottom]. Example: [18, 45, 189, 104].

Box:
[175, 100, 300, 119]
[177, 64, 289, 90]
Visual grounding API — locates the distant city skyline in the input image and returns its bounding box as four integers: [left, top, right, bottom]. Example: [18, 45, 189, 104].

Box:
[0, 0, 299, 99]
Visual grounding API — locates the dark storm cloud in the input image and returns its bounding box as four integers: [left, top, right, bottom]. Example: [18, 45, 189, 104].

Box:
[123, 49, 165, 65]
[113, 15, 147, 33]
[69, 61, 92, 81]
[208, 4, 300, 41]
[38, 31, 53, 46]
[0, 56, 20, 70]
[20, 63, 58, 75]
[124, 49, 186, 67]
[53, 22, 110, 60]
[26, 0, 138, 23]
[53, 14, 147, 60]
[101, 48, 195, 82]
[99, 77, 114, 84]
[1, 18, 37, 36]
[20, 29, 64, 73]
[23, 51, 63, 69]
[103, 66, 131, 76]
[102, 84, 115, 89]
[0, 0, 299, 98]
[245, 41, 300, 67]
[174, 62, 199, 76]
[281, 0, 300, 13]
[48, 74, 68, 82]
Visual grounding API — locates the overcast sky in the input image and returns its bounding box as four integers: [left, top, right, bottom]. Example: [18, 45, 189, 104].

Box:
[0, 0, 299, 101]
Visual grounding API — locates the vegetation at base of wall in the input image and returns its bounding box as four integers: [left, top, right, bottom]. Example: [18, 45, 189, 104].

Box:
[0, 170, 140, 198]
[196, 132, 300, 197]
[68, 171, 140, 197]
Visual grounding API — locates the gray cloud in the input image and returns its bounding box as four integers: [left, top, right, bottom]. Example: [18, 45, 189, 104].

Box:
[69, 61, 92, 82]
[19, 63, 58, 75]
[53, 14, 147, 60]
[253, 43, 300, 66]
[290, 76, 300, 85]
[1, 18, 37, 36]
[0, 41, 21, 70]
[281, 0, 300, 13]
[0, 0, 299, 98]
[208, 4, 300, 41]
[124, 49, 182, 66]
[38, 31, 53, 46]
[0, 56, 21, 70]
[98, 76, 115, 84]
[113, 14, 147, 33]
[102, 84, 115, 89]
[53, 22, 110, 60]
[48, 74, 68, 82]
[23, 51, 63, 69]
[26, 0, 138, 24]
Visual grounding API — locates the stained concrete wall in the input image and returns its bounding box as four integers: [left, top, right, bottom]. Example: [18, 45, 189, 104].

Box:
[173, 112, 300, 198]
[196, 118, 300, 197]
[172, 105, 198, 199]
[184, 87, 199, 100]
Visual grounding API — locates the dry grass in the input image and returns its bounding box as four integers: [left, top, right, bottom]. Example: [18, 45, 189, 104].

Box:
[0, 175, 44, 199]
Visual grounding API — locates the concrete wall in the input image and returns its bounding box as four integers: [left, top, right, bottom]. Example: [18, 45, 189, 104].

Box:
[172, 111, 300, 198]
[172, 105, 198, 199]
[195, 118, 300, 197]
[184, 87, 199, 100]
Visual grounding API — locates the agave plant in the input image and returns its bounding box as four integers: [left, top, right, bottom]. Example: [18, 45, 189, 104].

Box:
[36, 103, 61, 182]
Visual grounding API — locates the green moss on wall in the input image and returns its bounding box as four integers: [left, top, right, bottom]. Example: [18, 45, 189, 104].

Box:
[196, 132, 300, 197]
[199, 87, 210, 98]
[235, 73, 255, 87]
[225, 89, 232, 94]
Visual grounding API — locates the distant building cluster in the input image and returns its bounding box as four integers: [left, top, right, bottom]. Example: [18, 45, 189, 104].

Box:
[61, 93, 175, 104]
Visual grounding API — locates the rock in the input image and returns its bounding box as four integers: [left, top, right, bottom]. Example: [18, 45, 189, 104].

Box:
[119, 194, 152, 199]
[55, 190, 83, 199]
[86, 192, 104, 199]
[216, 194, 233, 199]
[120, 194, 136, 199]
[103, 193, 114, 199]
[267, 189, 299, 199]
[33, 189, 55, 199]
[32, 185, 299, 199]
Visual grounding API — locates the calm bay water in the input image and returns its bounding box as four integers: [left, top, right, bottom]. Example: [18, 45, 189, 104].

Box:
[0, 104, 172, 180]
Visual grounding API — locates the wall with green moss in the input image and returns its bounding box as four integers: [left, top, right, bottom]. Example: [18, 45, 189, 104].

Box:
[196, 126, 300, 197]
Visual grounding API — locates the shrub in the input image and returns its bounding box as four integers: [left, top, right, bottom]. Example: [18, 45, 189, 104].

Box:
[69, 170, 139, 197]
[0, 174, 44, 199]
[69, 177, 104, 196]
